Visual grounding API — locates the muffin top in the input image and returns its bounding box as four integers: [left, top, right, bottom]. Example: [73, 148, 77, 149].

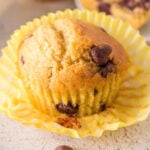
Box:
[19, 18, 128, 90]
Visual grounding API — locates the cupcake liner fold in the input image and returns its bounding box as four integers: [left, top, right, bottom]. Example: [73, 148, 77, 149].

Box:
[0, 9, 150, 138]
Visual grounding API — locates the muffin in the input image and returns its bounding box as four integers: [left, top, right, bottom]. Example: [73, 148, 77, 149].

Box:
[18, 19, 128, 117]
[76, 0, 150, 28]
[0, 10, 150, 138]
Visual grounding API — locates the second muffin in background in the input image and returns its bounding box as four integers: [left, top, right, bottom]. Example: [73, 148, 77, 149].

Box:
[76, 0, 150, 28]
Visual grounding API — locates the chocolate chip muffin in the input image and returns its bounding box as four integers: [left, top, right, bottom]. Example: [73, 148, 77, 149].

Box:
[18, 18, 129, 118]
[1, 9, 150, 137]
[78, 0, 150, 28]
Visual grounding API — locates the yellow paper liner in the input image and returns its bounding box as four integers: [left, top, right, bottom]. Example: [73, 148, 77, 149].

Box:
[0, 9, 150, 138]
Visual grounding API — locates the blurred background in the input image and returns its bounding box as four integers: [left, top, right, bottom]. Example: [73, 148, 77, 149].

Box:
[0, 0, 76, 50]
[0, 0, 149, 50]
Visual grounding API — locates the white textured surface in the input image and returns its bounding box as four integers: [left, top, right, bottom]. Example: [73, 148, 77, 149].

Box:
[0, 114, 150, 150]
[0, 0, 150, 149]
[0, 0, 76, 50]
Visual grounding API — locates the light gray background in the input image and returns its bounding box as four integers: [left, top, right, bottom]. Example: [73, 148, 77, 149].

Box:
[0, 0, 150, 150]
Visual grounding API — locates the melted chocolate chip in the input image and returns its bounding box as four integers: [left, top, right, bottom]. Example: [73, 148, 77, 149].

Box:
[120, 0, 150, 10]
[94, 88, 98, 96]
[56, 102, 78, 115]
[90, 45, 115, 78]
[100, 27, 106, 33]
[98, 2, 111, 15]
[90, 45, 112, 66]
[144, 1, 150, 9]
[55, 145, 73, 150]
[127, 0, 137, 9]
[20, 56, 25, 64]
[100, 103, 106, 112]
[100, 61, 116, 78]
[139, 0, 146, 9]
[139, 0, 150, 8]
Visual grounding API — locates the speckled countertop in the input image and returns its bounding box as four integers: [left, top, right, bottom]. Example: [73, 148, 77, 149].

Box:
[0, 0, 150, 150]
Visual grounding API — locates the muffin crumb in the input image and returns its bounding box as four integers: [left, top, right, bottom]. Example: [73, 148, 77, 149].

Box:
[57, 116, 81, 129]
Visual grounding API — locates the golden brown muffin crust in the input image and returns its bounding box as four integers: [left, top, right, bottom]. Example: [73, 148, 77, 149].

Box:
[19, 19, 128, 90]
[18, 19, 129, 117]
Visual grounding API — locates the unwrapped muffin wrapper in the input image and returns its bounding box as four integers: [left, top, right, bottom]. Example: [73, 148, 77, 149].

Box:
[0, 9, 150, 138]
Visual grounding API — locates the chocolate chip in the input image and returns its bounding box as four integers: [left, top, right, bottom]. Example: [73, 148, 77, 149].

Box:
[100, 61, 116, 78]
[139, 0, 146, 9]
[94, 88, 98, 96]
[144, 1, 150, 9]
[100, 103, 106, 112]
[90, 45, 115, 78]
[55, 145, 73, 150]
[127, 0, 137, 9]
[100, 27, 106, 33]
[120, 0, 149, 10]
[90, 45, 112, 66]
[119, 0, 137, 9]
[20, 56, 25, 64]
[56, 102, 78, 115]
[98, 2, 111, 15]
